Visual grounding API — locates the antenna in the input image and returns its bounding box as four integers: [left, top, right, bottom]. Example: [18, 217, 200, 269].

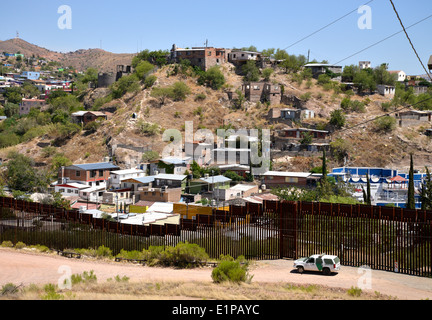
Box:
[16, 31, 19, 39]
[205, 39, 208, 48]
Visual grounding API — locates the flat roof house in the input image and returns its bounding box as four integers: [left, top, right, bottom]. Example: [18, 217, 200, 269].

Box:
[170, 44, 226, 71]
[110, 168, 147, 189]
[303, 63, 342, 79]
[262, 171, 320, 189]
[19, 98, 46, 116]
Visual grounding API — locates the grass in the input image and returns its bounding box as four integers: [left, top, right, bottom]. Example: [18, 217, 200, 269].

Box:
[1, 280, 396, 300]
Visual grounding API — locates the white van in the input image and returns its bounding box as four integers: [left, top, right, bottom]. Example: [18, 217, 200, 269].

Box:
[294, 254, 341, 275]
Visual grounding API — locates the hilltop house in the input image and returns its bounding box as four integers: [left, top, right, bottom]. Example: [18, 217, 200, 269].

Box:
[428, 55, 432, 71]
[303, 63, 342, 79]
[389, 70, 407, 82]
[241, 82, 281, 105]
[377, 85, 396, 97]
[267, 107, 315, 123]
[170, 44, 227, 71]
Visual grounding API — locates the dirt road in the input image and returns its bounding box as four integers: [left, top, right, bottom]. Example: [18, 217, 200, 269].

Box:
[1, 248, 431, 300]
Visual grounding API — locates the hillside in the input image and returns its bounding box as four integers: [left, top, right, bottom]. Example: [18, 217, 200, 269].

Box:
[1, 39, 432, 174]
[0, 38, 135, 72]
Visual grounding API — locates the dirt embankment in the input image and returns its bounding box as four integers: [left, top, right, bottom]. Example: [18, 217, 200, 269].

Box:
[1, 248, 431, 300]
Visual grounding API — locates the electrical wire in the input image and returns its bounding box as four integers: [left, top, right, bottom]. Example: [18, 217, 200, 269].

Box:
[333, 13, 432, 66]
[282, 0, 375, 51]
[388, 0, 432, 81]
[332, 95, 432, 135]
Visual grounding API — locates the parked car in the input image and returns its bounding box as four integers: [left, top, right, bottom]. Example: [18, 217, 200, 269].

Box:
[294, 254, 340, 275]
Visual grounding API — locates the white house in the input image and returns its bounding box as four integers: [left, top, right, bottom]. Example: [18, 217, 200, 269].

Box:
[54, 182, 90, 198]
[109, 168, 147, 189]
[377, 84, 396, 97]
[389, 70, 406, 82]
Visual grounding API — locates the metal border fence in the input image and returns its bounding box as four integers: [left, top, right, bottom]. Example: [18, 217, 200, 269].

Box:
[0, 197, 431, 277]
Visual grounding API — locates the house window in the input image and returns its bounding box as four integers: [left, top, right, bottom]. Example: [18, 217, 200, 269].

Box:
[90, 170, 96, 178]
[76, 171, 81, 177]
[59, 189, 65, 193]
[99, 170, 104, 177]
[208, 51, 212, 56]
[285, 177, 298, 183]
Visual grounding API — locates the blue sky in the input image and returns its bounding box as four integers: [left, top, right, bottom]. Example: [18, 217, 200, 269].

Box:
[2, 0, 431, 75]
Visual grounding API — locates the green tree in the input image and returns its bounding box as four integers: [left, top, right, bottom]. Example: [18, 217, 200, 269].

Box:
[171, 81, 191, 101]
[135, 61, 154, 80]
[420, 167, 432, 210]
[241, 60, 260, 82]
[197, 66, 226, 90]
[81, 68, 98, 85]
[406, 153, 416, 210]
[110, 74, 141, 99]
[329, 109, 346, 129]
[262, 68, 274, 81]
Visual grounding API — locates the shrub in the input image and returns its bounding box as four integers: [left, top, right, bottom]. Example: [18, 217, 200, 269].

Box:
[14, 241, 26, 249]
[144, 75, 157, 88]
[171, 81, 191, 101]
[347, 286, 362, 297]
[329, 109, 346, 129]
[95, 245, 112, 259]
[198, 66, 226, 90]
[143, 243, 209, 268]
[136, 120, 160, 136]
[116, 249, 145, 261]
[211, 256, 253, 284]
[71, 270, 97, 285]
[1, 241, 14, 248]
[194, 93, 207, 102]
[374, 116, 396, 132]
[1, 283, 20, 296]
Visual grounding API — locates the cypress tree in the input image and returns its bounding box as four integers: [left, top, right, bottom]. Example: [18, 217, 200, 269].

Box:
[406, 153, 416, 210]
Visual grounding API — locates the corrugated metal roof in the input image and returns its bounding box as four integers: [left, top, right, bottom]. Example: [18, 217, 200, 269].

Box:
[200, 175, 232, 184]
[68, 162, 119, 171]
[155, 174, 187, 181]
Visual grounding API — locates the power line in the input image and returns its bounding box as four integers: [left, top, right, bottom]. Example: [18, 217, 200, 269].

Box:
[333, 95, 432, 135]
[388, 0, 432, 81]
[282, 0, 375, 51]
[333, 13, 432, 66]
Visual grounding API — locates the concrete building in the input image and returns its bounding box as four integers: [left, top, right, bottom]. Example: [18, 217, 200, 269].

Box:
[241, 82, 281, 105]
[21, 71, 40, 80]
[19, 98, 46, 116]
[377, 84, 396, 97]
[170, 44, 227, 71]
[359, 61, 371, 69]
[109, 168, 147, 189]
[303, 63, 343, 79]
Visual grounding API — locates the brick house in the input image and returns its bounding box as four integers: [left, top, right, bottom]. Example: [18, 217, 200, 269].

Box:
[170, 44, 226, 71]
[241, 82, 281, 104]
[59, 162, 120, 189]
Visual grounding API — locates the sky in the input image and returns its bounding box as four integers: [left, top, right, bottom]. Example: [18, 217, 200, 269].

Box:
[1, 0, 432, 75]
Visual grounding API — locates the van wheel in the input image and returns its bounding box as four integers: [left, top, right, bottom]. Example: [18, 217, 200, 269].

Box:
[297, 266, 304, 274]
[323, 268, 331, 275]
